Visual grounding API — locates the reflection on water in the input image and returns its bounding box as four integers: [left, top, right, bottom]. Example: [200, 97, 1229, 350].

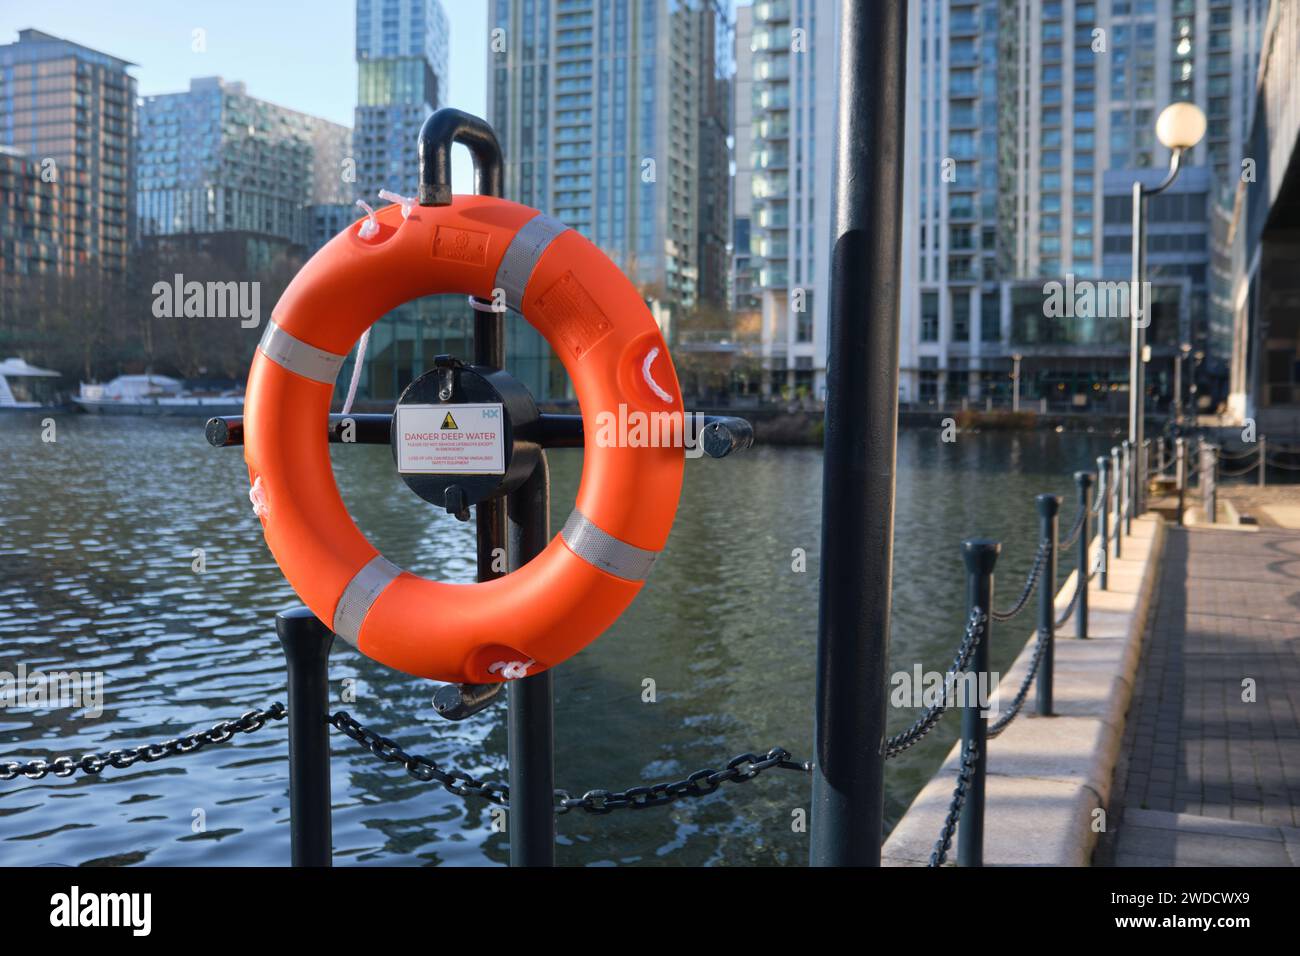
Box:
[0, 416, 1119, 865]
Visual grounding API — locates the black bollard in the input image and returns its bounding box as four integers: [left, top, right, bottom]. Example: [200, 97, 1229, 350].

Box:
[1176, 436, 1186, 526]
[1036, 495, 1059, 716]
[276, 607, 334, 867]
[959, 538, 998, 867]
[1074, 472, 1092, 640]
[1097, 455, 1110, 591]
[1118, 442, 1128, 538]
[1111, 446, 1123, 560]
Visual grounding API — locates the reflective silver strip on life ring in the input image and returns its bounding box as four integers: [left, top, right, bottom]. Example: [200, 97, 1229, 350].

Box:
[559, 510, 659, 582]
[332, 554, 403, 646]
[495, 213, 568, 312]
[258, 321, 346, 385]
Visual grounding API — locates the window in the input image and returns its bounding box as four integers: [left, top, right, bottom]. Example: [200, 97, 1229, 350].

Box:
[952, 293, 971, 342]
[921, 292, 939, 342]
[981, 292, 1000, 342]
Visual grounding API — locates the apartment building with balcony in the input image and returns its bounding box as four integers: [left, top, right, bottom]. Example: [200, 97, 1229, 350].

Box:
[736, 0, 836, 399]
[137, 77, 351, 251]
[487, 0, 731, 324]
[0, 29, 136, 280]
[902, 0, 1267, 410]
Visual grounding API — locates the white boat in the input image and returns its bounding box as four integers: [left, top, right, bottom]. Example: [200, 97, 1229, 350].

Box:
[74, 374, 245, 417]
[0, 357, 60, 411]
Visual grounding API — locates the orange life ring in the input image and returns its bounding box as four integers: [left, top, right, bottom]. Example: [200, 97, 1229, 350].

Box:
[243, 196, 684, 683]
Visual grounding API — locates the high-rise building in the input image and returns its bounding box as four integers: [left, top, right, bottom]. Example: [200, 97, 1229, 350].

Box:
[137, 77, 351, 250]
[730, 3, 759, 322]
[736, 1, 1267, 409]
[735, 0, 837, 399]
[0, 29, 136, 279]
[343, 0, 561, 402]
[900, 0, 1268, 410]
[355, 0, 449, 199]
[1227, 0, 1300, 430]
[0, 145, 65, 289]
[487, 0, 733, 321]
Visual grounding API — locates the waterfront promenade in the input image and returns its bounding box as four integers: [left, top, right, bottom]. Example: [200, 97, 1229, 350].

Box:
[1094, 524, 1300, 866]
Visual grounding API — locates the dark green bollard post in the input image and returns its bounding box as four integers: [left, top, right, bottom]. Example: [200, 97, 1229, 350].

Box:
[1111, 446, 1122, 560]
[1118, 442, 1128, 538]
[1074, 471, 1092, 640]
[1097, 455, 1109, 591]
[1036, 494, 1059, 717]
[276, 607, 334, 867]
[959, 539, 998, 867]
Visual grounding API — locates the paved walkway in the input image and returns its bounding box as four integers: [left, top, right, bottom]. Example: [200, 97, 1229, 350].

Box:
[1095, 525, 1300, 866]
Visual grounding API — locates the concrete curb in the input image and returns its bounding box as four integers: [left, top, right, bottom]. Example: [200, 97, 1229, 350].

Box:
[882, 513, 1166, 866]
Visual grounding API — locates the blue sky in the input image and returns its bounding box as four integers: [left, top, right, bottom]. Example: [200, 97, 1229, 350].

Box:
[0, 0, 489, 189]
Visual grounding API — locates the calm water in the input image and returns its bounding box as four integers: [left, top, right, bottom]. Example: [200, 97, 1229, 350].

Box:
[0, 416, 1118, 866]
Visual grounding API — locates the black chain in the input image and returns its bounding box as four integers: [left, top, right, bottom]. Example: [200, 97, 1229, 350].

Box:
[990, 538, 1049, 622]
[986, 627, 1048, 739]
[1054, 574, 1082, 628]
[1057, 503, 1086, 551]
[0, 703, 287, 781]
[328, 710, 812, 814]
[928, 740, 979, 867]
[885, 608, 985, 759]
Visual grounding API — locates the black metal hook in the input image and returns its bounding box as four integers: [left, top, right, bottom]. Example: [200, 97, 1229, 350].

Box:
[418, 107, 504, 206]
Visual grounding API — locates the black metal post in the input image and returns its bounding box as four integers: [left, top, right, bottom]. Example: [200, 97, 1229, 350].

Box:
[417, 108, 503, 207]
[1036, 495, 1059, 717]
[276, 607, 334, 867]
[1260, 435, 1267, 488]
[810, 0, 908, 868]
[1097, 455, 1110, 591]
[1074, 472, 1092, 640]
[1203, 442, 1218, 524]
[506, 454, 556, 866]
[415, 108, 509, 594]
[1111, 446, 1122, 560]
[1118, 442, 1128, 538]
[417, 110, 555, 868]
[1176, 436, 1186, 526]
[959, 539, 998, 868]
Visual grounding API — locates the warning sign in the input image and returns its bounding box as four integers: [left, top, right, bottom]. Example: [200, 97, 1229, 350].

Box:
[395, 403, 506, 475]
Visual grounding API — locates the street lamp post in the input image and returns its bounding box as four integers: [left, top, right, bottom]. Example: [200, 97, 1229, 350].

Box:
[1130, 102, 1205, 517]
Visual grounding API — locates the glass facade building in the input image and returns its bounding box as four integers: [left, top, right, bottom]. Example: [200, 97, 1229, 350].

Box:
[355, 0, 449, 200]
[0, 29, 136, 279]
[897, 0, 1268, 409]
[137, 77, 351, 248]
[345, 0, 560, 403]
[486, 0, 732, 322]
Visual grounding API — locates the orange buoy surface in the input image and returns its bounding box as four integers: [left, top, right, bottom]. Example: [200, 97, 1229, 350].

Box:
[243, 196, 684, 683]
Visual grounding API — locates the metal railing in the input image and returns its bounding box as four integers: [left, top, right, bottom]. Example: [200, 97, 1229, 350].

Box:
[1141, 432, 1300, 527]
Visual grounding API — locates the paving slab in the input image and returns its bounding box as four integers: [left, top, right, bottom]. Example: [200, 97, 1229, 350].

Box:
[1094, 525, 1300, 865]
